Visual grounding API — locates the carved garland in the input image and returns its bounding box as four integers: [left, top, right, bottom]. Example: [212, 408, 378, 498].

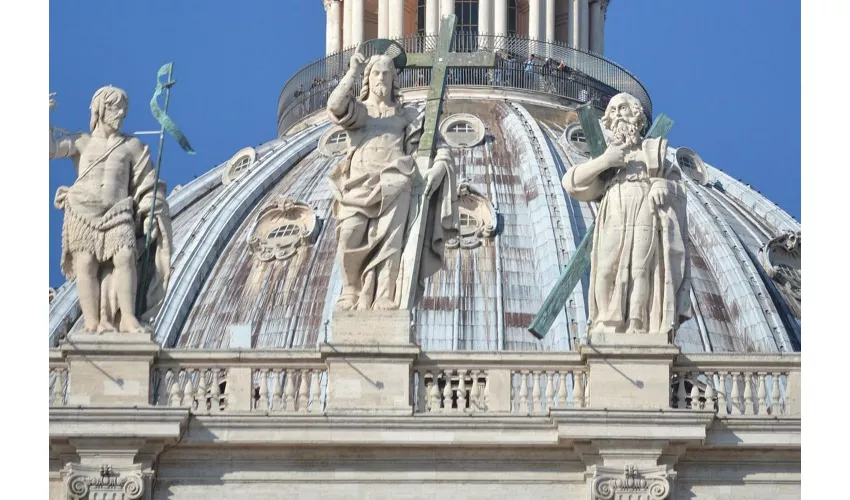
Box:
[446, 181, 499, 249]
[247, 195, 322, 261]
[592, 465, 671, 500]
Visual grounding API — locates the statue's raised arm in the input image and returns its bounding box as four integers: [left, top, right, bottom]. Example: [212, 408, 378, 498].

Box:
[49, 93, 82, 160]
[326, 43, 368, 129]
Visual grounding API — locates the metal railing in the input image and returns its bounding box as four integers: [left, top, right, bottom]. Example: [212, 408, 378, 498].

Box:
[277, 33, 652, 137]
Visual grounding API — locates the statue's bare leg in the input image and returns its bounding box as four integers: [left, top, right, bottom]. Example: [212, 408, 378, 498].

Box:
[73, 251, 101, 332]
[337, 215, 368, 311]
[113, 247, 146, 333]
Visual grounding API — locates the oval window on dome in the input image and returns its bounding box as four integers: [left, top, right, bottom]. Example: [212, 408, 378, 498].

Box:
[222, 147, 258, 185]
[458, 211, 480, 237]
[248, 196, 322, 262]
[319, 127, 350, 156]
[675, 147, 708, 184]
[565, 124, 590, 155]
[440, 113, 486, 148]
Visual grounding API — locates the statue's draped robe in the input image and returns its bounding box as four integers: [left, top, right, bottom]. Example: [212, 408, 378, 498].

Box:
[54, 135, 173, 322]
[563, 137, 691, 336]
[327, 99, 457, 308]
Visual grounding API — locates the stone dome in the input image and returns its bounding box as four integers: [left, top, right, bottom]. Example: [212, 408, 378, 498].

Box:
[49, 54, 801, 356]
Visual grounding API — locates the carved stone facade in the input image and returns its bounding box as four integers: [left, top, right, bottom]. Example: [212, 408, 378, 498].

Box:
[63, 464, 148, 500]
[592, 465, 672, 500]
[760, 231, 802, 318]
[247, 195, 321, 261]
[447, 181, 498, 249]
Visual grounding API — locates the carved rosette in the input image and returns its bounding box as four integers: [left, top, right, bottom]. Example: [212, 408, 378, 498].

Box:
[65, 464, 146, 500]
[758, 231, 801, 316]
[591, 466, 671, 500]
[446, 181, 499, 249]
[247, 195, 322, 261]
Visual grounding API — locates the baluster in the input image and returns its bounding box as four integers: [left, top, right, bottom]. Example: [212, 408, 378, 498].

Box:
[573, 371, 585, 409]
[422, 371, 432, 412]
[182, 370, 195, 408]
[428, 372, 441, 412]
[716, 372, 727, 416]
[546, 372, 556, 411]
[457, 370, 467, 411]
[468, 370, 481, 411]
[704, 372, 715, 412]
[557, 372, 568, 409]
[676, 372, 688, 409]
[157, 369, 171, 407]
[258, 369, 269, 411]
[483, 371, 491, 410]
[169, 370, 182, 407]
[51, 369, 65, 406]
[531, 371, 542, 413]
[196, 369, 208, 412]
[271, 370, 283, 412]
[743, 372, 754, 415]
[518, 371, 529, 413]
[442, 370, 453, 412]
[284, 369, 297, 412]
[690, 375, 701, 410]
[757, 373, 767, 415]
[771, 372, 782, 415]
[730, 372, 742, 415]
[310, 370, 321, 413]
[298, 369, 310, 412]
[210, 369, 222, 413]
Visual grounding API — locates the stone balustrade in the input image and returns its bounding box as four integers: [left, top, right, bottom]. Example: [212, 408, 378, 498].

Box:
[412, 352, 587, 414]
[49, 346, 801, 418]
[151, 350, 327, 413]
[671, 353, 801, 416]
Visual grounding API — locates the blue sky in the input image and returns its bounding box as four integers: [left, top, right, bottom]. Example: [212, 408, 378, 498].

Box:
[48, 0, 800, 287]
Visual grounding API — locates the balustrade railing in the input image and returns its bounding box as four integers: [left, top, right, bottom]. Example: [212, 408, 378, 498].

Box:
[151, 351, 327, 414]
[277, 34, 651, 136]
[412, 353, 587, 414]
[671, 353, 800, 417]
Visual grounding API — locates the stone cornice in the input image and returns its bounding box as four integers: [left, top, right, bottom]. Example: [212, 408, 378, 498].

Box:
[50, 407, 190, 440]
[552, 409, 716, 443]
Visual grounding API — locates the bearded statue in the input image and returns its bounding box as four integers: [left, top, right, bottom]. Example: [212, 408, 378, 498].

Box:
[562, 93, 691, 338]
[325, 43, 458, 312]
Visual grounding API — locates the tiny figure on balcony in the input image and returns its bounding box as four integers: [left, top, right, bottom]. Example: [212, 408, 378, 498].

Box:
[49, 88, 173, 334]
[326, 42, 458, 312]
[562, 93, 691, 337]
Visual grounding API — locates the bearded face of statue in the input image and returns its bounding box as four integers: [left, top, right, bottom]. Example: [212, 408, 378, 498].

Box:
[603, 94, 645, 147]
[368, 56, 395, 102]
[101, 101, 127, 132]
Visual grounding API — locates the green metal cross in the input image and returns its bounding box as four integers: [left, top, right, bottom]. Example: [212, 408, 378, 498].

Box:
[408, 14, 496, 158]
[527, 107, 674, 339]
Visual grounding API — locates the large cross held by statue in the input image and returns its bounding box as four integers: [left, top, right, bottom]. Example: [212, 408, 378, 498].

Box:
[396, 14, 496, 308]
[527, 108, 675, 339]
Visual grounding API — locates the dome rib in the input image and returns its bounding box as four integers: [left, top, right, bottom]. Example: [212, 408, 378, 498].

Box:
[155, 125, 328, 348]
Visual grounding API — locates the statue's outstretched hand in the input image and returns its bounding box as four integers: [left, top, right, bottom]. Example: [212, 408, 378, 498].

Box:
[49, 92, 57, 111]
[349, 43, 367, 74]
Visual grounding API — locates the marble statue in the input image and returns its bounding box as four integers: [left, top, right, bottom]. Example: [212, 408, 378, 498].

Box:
[326, 44, 458, 311]
[49, 87, 173, 333]
[562, 93, 691, 337]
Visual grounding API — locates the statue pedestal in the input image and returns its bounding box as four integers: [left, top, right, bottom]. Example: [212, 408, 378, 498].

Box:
[322, 310, 419, 415]
[580, 332, 679, 410]
[60, 331, 160, 407]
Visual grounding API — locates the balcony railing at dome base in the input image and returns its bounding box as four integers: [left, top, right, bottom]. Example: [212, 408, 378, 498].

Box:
[277, 33, 653, 137]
